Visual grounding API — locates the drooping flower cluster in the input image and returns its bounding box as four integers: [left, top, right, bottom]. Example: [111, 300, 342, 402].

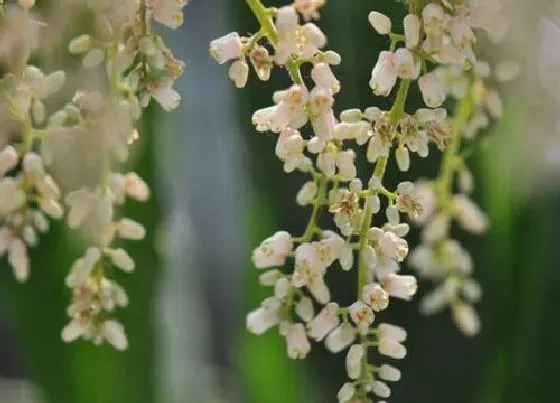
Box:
[0, 0, 188, 350]
[409, 60, 518, 337]
[60, 0, 187, 349]
[211, 0, 511, 401]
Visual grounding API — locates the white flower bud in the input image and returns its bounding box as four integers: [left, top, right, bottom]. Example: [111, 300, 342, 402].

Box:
[382, 274, 417, 300]
[386, 205, 400, 225]
[378, 338, 406, 359]
[324, 50, 342, 65]
[368, 12, 392, 35]
[0, 145, 18, 176]
[346, 344, 364, 380]
[82, 48, 106, 69]
[337, 382, 355, 402]
[362, 282, 389, 312]
[259, 269, 281, 286]
[8, 238, 29, 283]
[296, 181, 318, 205]
[373, 381, 391, 398]
[452, 302, 481, 336]
[379, 364, 401, 382]
[229, 60, 249, 88]
[295, 296, 314, 322]
[308, 303, 340, 341]
[325, 323, 355, 353]
[404, 14, 420, 49]
[396, 146, 410, 172]
[102, 320, 128, 351]
[419, 72, 445, 108]
[210, 32, 244, 64]
[108, 248, 135, 273]
[117, 218, 146, 240]
[286, 323, 311, 359]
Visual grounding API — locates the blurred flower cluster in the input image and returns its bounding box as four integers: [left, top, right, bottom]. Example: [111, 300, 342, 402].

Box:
[211, 0, 516, 401]
[0, 0, 188, 350]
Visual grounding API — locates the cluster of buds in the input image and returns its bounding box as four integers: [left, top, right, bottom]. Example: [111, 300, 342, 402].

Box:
[0, 0, 188, 350]
[0, 2, 67, 284]
[409, 62, 518, 336]
[212, 0, 512, 401]
[60, 0, 188, 349]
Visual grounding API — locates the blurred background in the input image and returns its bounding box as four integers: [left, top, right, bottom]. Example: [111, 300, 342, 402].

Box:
[1, 0, 560, 402]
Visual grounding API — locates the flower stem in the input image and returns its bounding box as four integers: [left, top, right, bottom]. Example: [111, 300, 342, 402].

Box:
[246, 0, 303, 85]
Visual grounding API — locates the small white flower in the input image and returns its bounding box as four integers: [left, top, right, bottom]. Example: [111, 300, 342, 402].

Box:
[295, 296, 315, 322]
[373, 381, 391, 398]
[378, 338, 406, 359]
[379, 364, 401, 382]
[370, 51, 398, 97]
[246, 297, 282, 335]
[229, 60, 249, 88]
[337, 382, 355, 402]
[117, 218, 146, 240]
[378, 323, 407, 342]
[452, 302, 481, 336]
[102, 320, 128, 351]
[419, 72, 445, 108]
[362, 283, 389, 312]
[312, 62, 340, 93]
[378, 231, 408, 262]
[308, 303, 340, 341]
[210, 32, 244, 64]
[296, 181, 318, 205]
[0, 145, 18, 176]
[286, 323, 311, 359]
[404, 14, 420, 49]
[252, 231, 293, 269]
[368, 12, 392, 35]
[346, 344, 364, 380]
[452, 195, 488, 234]
[382, 274, 417, 300]
[349, 301, 375, 330]
[325, 323, 355, 353]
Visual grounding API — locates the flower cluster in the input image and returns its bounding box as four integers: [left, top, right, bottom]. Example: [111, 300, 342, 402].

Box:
[0, 0, 188, 350]
[211, 0, 511, 401]
[60, 0, 187, 349]
[409, 60, 518, 336]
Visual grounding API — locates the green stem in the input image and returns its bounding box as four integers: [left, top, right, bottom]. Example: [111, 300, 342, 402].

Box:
[437, 90, 473, 203]
[356, 79, 411, 395]
[246, 0, 303, 85]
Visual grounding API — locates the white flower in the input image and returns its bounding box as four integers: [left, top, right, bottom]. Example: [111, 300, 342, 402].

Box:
[378, 323, 407, 342]
[286, 323, 311, 359]
[379, 364, 401, 382]
[61, 320, 89, 343]
[295, 296, 315, 322]
[452, 302, 481, 336]
[308, 303, 340, 341]
[419, 72, 445, 108]
[293, 243, 330, 303]
[378, 338, 407, 359]
[117, 218, 146, 240]
[373, 381, 391, 398]
[423, 3, 447, 37]
[452, 195, 488, 234]
[252, 231, 293, 269]
[395, 48, 417, 80]
[296, 181, 318, 205]
[368, 12, 391, 35]
[349, 301, 375, 330]
[325, 323, 355, 353]
[151, 82, 181, 111]
[382, 274, 417, 300]
[102, 320, 128, 351]
[229, 60, 249, 88]
[0, 145, 18, 176]
[346, 344, 364, 380]
[149, 0, 187, 29]
[8, 238, 29, 283]
[107, 248, 135, 273]
[210, 32, 243, 64]
[312, 62, 340, 93]
[378, 230, 408, 262]
[362, 283, 389, 312]
[246, 297, 282, 335]
[404, 14, 420, 49]
[369, 51, 398, 97]
[337, 382, 355, 403]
